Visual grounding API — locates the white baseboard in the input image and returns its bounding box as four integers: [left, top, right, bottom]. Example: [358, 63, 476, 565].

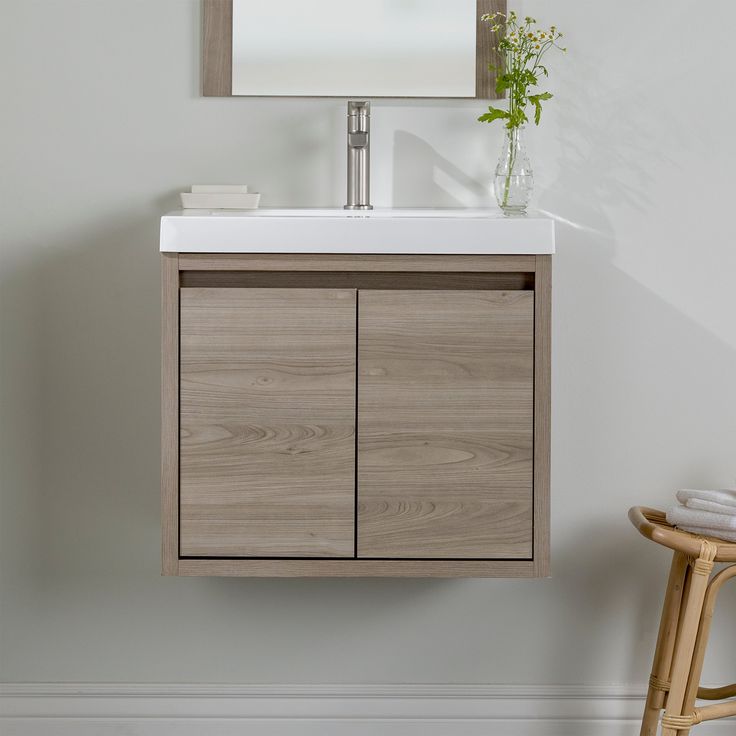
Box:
[1, 682, 733, 736]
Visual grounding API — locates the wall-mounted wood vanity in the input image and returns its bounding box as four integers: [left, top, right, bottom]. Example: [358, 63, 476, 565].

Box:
[161, 210, 552, 577]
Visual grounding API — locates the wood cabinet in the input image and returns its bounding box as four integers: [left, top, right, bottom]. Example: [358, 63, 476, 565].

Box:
[162, 254, 550, 577]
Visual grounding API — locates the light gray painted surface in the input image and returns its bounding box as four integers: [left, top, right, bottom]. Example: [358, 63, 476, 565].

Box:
[1, 0, 735, 685]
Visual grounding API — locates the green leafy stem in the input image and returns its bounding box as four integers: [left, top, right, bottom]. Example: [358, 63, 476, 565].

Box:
[478, 12, 565, 131]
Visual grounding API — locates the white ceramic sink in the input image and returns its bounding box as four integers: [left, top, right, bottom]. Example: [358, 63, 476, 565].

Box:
[160, 208, 555, 254]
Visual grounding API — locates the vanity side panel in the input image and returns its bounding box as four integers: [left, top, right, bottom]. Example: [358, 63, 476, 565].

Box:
[534, 255, 552, 576]
[161, 254, 179, 575]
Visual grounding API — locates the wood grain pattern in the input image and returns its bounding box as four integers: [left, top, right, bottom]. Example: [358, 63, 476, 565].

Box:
[533, 255, 551, 575]
[161, 254, 179, 575]
[203, 0, 504, 99]
[177, 254, 536, 273]
[476, 0, 505, 99]
[177, 558, 537, 577]
[202, 0, 232, 96]
[358, 290, 534, 559]
[179, 288, 356, 557]
[180, 271, 533, 291]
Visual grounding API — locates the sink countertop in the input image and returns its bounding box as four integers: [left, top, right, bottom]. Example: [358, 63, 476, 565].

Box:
[160, 208, 555, 254]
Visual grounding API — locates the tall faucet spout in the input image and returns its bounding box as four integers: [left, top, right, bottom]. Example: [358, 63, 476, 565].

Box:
[344, 101, 372, 210]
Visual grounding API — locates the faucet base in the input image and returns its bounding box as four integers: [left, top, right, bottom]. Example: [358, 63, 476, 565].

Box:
[344, 204, 374, 211]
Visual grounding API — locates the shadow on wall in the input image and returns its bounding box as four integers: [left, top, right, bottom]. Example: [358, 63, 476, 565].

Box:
[530, 224, 736, 685]
[391, 130, 491, 208]
[0, 196, 177, 585]
[531, 67, 736, 679]
[536, 77, 665, 231]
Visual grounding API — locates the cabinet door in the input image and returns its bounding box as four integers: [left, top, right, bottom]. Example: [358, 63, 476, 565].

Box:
[180, 288, 356, 558]
[357, 290, 533, 559]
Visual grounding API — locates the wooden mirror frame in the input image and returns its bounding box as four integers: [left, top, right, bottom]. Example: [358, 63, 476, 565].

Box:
[203, 0, 505, 99]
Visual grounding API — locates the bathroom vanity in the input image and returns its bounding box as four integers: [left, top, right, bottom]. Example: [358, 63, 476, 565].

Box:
[161, 209, 553, 577]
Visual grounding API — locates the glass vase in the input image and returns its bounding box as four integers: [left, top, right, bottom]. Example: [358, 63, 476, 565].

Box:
[494, 126, 533, 216]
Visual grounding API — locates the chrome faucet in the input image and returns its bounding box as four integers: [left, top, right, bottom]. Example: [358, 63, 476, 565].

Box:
[344, 101, 372, 210]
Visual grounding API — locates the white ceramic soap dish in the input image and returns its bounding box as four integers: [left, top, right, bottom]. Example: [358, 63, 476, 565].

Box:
[180, 185, 260, 210]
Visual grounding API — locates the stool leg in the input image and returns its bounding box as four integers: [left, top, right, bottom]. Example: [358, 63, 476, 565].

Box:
[660, 542, 717, 736]
[640, 552, 690, 736]
[680, 564, 736, 735]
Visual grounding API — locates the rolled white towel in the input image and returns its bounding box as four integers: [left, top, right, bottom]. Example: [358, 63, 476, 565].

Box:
[676, 489, 736, 510]
[667, 504, 736, 532]
[671, 524, 736, 543]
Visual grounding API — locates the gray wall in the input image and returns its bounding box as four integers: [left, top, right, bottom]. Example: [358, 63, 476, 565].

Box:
[2, 0, 735, 685]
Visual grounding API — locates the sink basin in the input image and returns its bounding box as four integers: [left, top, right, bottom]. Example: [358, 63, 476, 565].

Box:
[160, 208, 555, 254]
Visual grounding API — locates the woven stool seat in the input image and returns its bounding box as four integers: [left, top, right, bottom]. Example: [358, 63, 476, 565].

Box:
[630, 506, 736, 736]
[630, 506, 736, 562]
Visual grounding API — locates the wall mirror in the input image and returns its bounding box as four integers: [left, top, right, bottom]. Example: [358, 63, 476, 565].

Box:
[203, 0, 504, 99]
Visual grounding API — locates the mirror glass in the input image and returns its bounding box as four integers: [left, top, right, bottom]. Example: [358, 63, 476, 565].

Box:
[231, 0, 477, 97]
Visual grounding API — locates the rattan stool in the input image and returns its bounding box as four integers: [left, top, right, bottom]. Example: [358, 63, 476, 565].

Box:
[630, 506, 736, 736]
